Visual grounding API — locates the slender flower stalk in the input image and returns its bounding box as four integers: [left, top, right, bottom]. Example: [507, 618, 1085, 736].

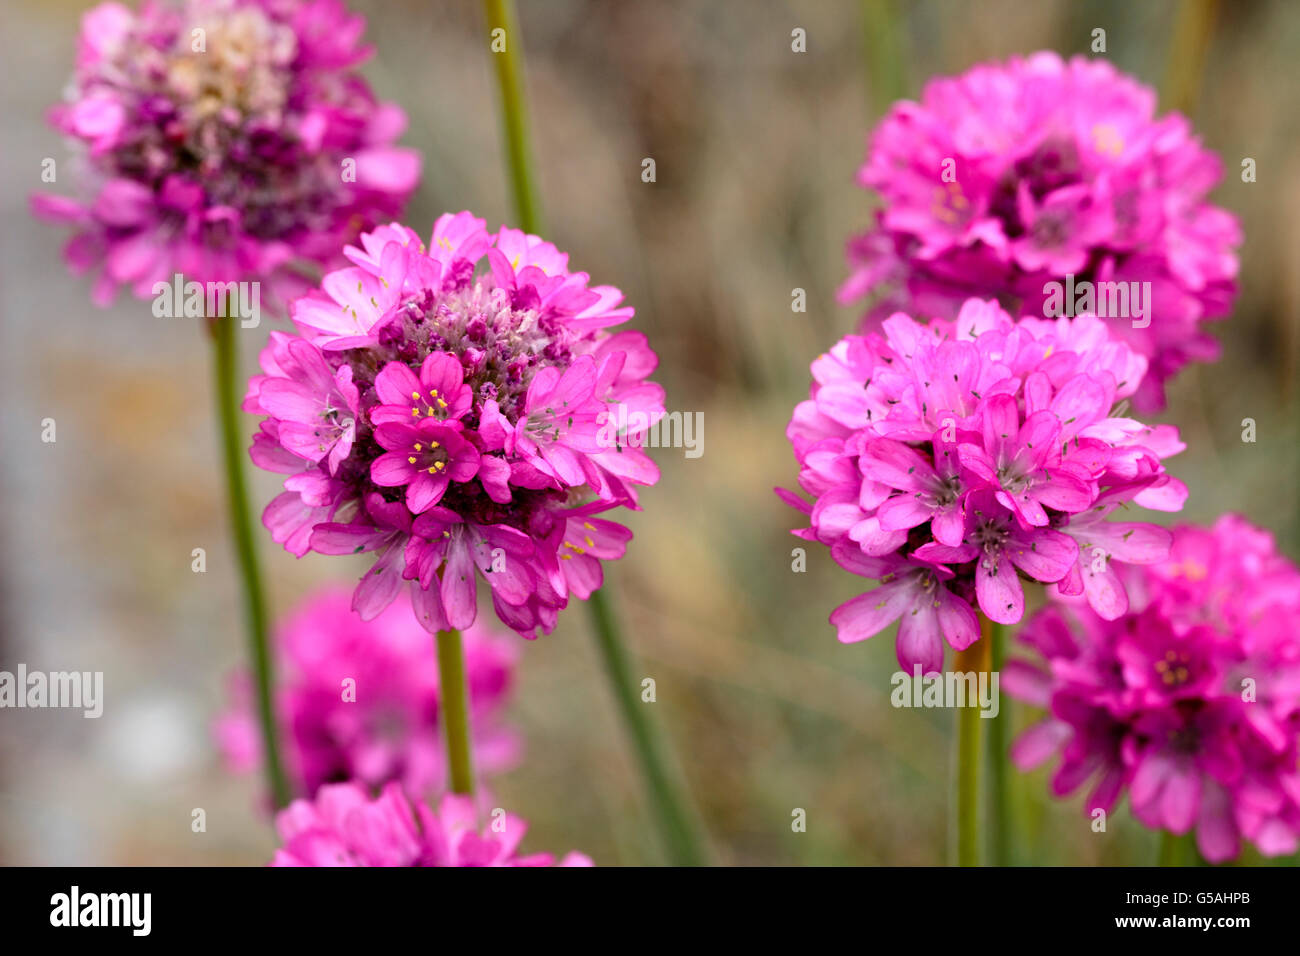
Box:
[588, 586, 706, 865]
[987, 618, 1009, 865]
[480, 0, 706, 865]
[483, 0, 545, 236]
[436, 629, 476, 796]
[1159, 830, 1194, 867]
[860, 0, 908, 117]
[1161, 0, 1221, 116]
[210, 314, 290, 809]
[953, 615, 993, 866]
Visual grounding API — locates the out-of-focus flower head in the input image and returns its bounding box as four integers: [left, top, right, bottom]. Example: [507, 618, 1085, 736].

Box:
[214, 585, 521, 799]
[841, 52, 1240, 411]
[1005, 516, 1300, 862]
[780, 298, 1185, 673]
[270, 782, 593, 866]
[33, 0, 419, 310]
[246, 212, 664, 637]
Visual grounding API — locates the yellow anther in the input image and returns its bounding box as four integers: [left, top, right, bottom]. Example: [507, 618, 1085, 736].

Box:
[584, 536, 594, 548]
[437, 398, 448, 409]
[414, 443, 422, 451]
[434, 461, 445, 471]
[411, 391, 420, 400]
[408, 456, 417, 464]
[430, 441, 439, 449]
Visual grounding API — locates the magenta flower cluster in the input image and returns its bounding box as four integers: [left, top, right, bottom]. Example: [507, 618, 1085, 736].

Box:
[840, 52, 1240, 411]
[1005, 516, 1300, 862]
[271, 782, 592, 867]
[246, 212, 664, 637]
[215, 586, 521, 800]
[782, 298, 1186, 673]
[32, 0, 418, 309]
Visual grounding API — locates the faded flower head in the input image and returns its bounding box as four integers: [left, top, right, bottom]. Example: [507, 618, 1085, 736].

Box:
[246, 212, 664, 637]
[841, 52, 1240, 411]
[781, 298, 1185, 673]
[215, 585, 521, 799]
[32, 0, 418, 309]
[270, 782, 593, 866]
[1005, 516, 1300, 862]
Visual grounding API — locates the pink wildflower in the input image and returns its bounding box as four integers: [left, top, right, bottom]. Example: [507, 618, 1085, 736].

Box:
[32, 0, 418, 310]
[246, 212, 663, 637]
[270, 782, 592, 867]
[215, 586, 521, 798]
[1005, 516, 1300, 862]
[840, 53, 1240, 410]
[781, 298, 1184, 673]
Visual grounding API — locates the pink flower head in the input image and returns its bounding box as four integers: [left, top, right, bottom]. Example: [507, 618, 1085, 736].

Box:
[215, 586, 521, 799]
[840, 52, 1240, 410]
[270, 782, 593, 867]
[780, 299, 1184, 674]
[1005, 516, 1300, 862]
[32, 0, 419, 310]
[246, 213, 664, 637]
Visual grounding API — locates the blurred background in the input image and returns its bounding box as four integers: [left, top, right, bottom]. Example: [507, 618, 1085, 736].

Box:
[2, 0, 1298, 865]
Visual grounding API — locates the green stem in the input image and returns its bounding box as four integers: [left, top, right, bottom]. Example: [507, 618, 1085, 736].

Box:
[481, 0, 706, 865]
[988, 619, 1008, 865]
[952, 616, 993, 866]
[1160, 0, 1220, 117]
[861, 0, 909, 117]
[1159, 829, 1193, 867]
[209, 315, 290, 810]
[483, 0, 545, 235]
[587, 589, 706, 865]
[436, 629, 475, 796]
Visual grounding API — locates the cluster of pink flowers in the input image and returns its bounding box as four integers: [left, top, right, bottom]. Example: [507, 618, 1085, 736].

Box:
[215, 586, 520, 800]
[246, 211, 664, 637]
[271, 782, 592, 866]
[32, 0, 418, 309]
[781, 298, 1186, 673]
[1005, 516, 1300, 861]
[840, 52, 1240, 410]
